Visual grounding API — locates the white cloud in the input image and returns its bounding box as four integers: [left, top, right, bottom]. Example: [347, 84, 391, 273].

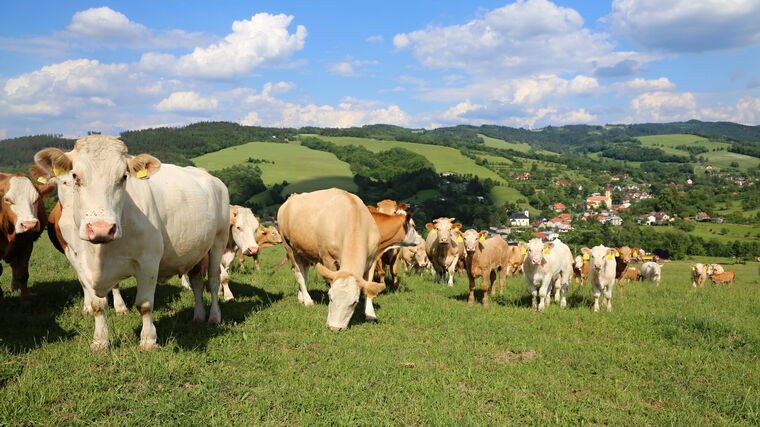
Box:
[613, 77, 676, 95]
[366, 35, 384, 43]
[67, 7, 150, 41]
[327, 59, 378, 77]
[155, 91, 219, 112]
[4, 59, 128, 99]
[609, 0, 760, 52]
[630, 91, 698, 122]
[549, 108, 596, 124]
[139, 13, 307, 79]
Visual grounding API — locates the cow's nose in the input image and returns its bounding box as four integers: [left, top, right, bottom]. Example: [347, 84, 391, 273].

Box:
[19, 220, 39, 233]
[594, 264, 601, 269]
[244, 246, 259, 255]
[328, 325, 344, 332]
[86, 221, 117, 243]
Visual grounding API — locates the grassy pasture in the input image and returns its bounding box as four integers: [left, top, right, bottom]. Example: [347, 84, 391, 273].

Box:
[1, 239, 759, 424]
[192, 142, 357, 194]
[637, 134, 760, 170]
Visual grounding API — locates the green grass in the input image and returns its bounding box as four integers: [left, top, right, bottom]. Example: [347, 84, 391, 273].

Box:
[304, 135, 506, 184]
[637, 134, 760, 170]
[192, 142, 357, 194]
[2, 239, 759, 424]
[690, 222, 760, 243]
[479, 134, 532, 153]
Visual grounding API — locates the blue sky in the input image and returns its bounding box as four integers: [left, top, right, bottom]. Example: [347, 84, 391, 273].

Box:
[1, 0, 759, 138]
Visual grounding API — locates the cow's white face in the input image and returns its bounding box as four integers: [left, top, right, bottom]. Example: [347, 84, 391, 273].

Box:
[462, 229, 486, 252]
[326, 276, 361, 331]
[3, 176, 42, 234]
[414, 247, 429, 267]
[426, 217, 460, 245]
[231, 207, 260, 256]
[34, 135, 160, 244]
[590, 245, 614, 271]
[574, 255, 584, 269]
[525, 238, 548, 265]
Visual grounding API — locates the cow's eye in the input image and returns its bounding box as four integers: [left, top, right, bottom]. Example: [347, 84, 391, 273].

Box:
[236, 226, 242, 231]
[121, 173, 128, 182]
[72, 173, 81, 185]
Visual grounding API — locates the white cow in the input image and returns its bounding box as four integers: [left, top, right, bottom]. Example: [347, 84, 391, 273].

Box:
[425, 217, 463, 286]
[706, 263, 724, 275]
[585, 246, 617, 312]
[690, 263, 707, 288]
[34, 135, 230, 351]
[522, 238, 573, 311]
[640, 261, 662, 285]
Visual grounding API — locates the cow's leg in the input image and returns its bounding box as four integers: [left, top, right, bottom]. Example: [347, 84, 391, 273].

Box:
[111, 284, 128, 314]
[85, 286, 110, 352]
[376, 258, 387, 286]
[530, 283, 538, 309]
[219, 250, 236, 302]
[446, 259, 457, 287]
[559, 270, 569, 308]
[364, 296, 378, 322]
[0, 263, 3, 298]
[206, 235, 226, 325]
[390, 257, 400, 290]
[80, 279, 93, 314]
[498, 267, 507, 294]
[180, 274, 192, 291]
[189, 269, 206, 323]
[133, 272, 159, 351]
[467, 274, 476, 304]
[10, 255, 31, 304]
[482, 270, 494, 306]
[538, 277, 552, 311]
[605, 284, 613, 312]
[293, 258, 314, 307]
[237, 249, 247, 271]
[253, 253, 261, 271]
[592, 282, 601, 312]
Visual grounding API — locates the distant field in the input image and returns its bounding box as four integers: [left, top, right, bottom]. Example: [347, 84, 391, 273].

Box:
[192, 142, 357, 194]
[637, 134, 759, 170]
[491, 186, 536, 214]
[479, 134, 532, 153]
[648, 222, 759, 243]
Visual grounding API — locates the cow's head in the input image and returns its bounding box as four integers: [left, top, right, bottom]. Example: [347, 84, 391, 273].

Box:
[525, 238, 551, 265]
[256, 224, 282, 247]
[425, 217, 461, 245]
[574, 255, 584, 270]
[589, 245, 616, 271]
[230, 206, 260, 256]
[375, 199, 408, 215]
[0, 173, 54, 234]
[413, 246, 429, 267]
[461, 229, 487, 252]
[616, 246, 632, 264]
[316, 263, 385, 331]
[34, 135, 160, 244]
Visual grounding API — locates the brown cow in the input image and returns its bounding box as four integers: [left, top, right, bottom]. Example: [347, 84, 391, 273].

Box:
[506, 242, 527, 276]
[236, 224, 283, 271]
[460, 229, 511, 306]
[368, 200, 409, 290]
[622, 267, 639, 283]
[573, 253, 589, 285]
[47, 201, 128, 313]
[709, 270, 736, 285]
[614, 246, 633, 289]
[0, 172, 54, 303]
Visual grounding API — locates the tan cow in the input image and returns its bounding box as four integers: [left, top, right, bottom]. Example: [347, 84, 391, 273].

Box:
[425, 217, 464, 286]
[277, 188, 385, 331]
[0, 172, 54, 303]
[614, 246, 633, 289]
[400, 240, 431, 274]
[506, 242, 527, 276]
[709, 270, 736, 285]
[368, 199, 410, 290]
[460, 229, 511, 306]
[622, 267, 639, 283]
[573, 253, 589, 285]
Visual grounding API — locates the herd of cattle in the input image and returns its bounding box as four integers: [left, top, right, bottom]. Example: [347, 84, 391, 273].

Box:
[0, 135, 739, 351]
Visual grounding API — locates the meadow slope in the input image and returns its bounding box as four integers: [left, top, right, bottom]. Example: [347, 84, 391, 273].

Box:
[1, 239, 758, 424]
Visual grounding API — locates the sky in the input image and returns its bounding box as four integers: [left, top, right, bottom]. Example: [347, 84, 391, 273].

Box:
[1, 0, 759, 139]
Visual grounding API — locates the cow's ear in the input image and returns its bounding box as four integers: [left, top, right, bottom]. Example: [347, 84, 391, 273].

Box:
[397, 202, 408, 211]
[478, 230, 488, 243]
[449, 217, 456, 222]
[37, 185, 56, 199]
[29, 165, 54, 184]
[544, 242, 554, 249]
[128, 154, 161, 179]
[315, 263, 338, 282]
[581, 247, 590, 254]
[358, 278, 386, 299]
[367, 205, 379, 213]
[453, 223, 462, 230]
[35, 148, 72, 177]
[425, 223, 435, 231]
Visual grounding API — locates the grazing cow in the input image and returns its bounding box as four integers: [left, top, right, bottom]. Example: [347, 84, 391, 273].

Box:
[277, 188, 385, 330]
[0, 172, 54, 303]
[573, 253, 589, 286]
[400, 239, 431, 274]
[706, 264, 724, 275]
[522, 238, 573, 311]
[640, 262, 662, 285]
[461, 229, 511, 306]
[34, 135, 230, 351]
[46, 200, 128, 313]
[425, 217, 464, 286]
[614, 246, 633, 289]
[709, 270, 736, 285]
[691, 263, 708, 288]
[238, 224, 283, 271]
[585, 246, 617, 312]
[622, 267, 639, 283]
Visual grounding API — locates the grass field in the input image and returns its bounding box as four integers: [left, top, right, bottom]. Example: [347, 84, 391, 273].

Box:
[192, 142, 357, 194]
[1, 239, 758, 424]
[637, 134, 760, 170]
[480, 134, 532, 153]
[647, 222, 760, 244]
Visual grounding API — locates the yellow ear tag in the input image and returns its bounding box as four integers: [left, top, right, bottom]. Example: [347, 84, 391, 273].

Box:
[583, 253, 589, 260]
[690, 266, 696, 271]
[615, 251, 620, 257]
[36, 176, 47, 184]
[520, 248, 527, 255]
[456, 236, 463, 243]
[53, 167, 66, 177]
[136, 169, 148, 179]
[543, 248, 550, 254]
[479, 236, 486, 243]
[430, 230, 436, 236]
[606, 254, 613, 260]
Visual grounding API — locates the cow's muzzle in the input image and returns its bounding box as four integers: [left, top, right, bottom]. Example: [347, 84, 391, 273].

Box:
[17, 220, 39, 234]
[86, 221, 117, 243]
[243, 246, 259, 256]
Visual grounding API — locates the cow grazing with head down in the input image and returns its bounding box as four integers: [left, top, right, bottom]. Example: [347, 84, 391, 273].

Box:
[34, 135, 230, 352]
[425, 217, 464, 286]
[585, 245, 618, 312]
[709, 269, 736, 285]
[460, 229, 511, 306]
[277, 188, 385, 331]
[0, 172, 54, 303]
[522, 238, 573, 311]
[640, 262, 662, 285]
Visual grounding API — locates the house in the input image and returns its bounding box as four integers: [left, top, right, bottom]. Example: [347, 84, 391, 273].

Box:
[516, 172, 531, 181]
[586, 186, 612, 210]
[509, 212, 530, 227]
[638, 212, 673, 225]
[695, 212, 711, 222]
[554, 178, 571, 186]
[549, 203, 566, 212]
[607, 215, 623, 226]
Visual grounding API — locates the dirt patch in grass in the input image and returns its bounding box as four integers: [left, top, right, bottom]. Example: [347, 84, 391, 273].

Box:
[494, 349, 537, 364]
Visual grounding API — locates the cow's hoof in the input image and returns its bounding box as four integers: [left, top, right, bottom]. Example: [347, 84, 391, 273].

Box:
[483, 301, 490, 308]
[82, 306, 94, 315]
[223, 295, 235, 302]
[303, 300, 315, 307]
[114, 306, 128, 315]
[365, 316, 378, 323]
[90, 341, 109, 353]
[139, 341, 159, 351]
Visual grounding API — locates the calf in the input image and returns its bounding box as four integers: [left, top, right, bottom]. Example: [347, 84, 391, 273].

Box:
[709, 270, 736, 285]
[573, 253, 589, 285]
[425, 217, 464, 286]
[690, 263, 707, 288]
[522, 238, 573, 311]
[235, 224, 283, 271]
[219, 206, 260, 301]
[706, 264, 724, 275]
[400, 239, 431, 274]
[506, 242, 526, 276]
[586, 246, 617, 312]
[640, 262, 662, 285]
[368, 200, 410, 290]
[622, 267, 639, 283]
[461, 229, 510, 306]
[0, 172, 54, 303]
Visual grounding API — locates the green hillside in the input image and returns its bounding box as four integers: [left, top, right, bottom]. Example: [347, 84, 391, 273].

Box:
[637, 134, 760, 169]
[192, 142, 357, 194]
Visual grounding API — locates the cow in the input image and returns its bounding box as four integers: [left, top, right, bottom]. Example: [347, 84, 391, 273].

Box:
[277, 188, 385, 331]
[46, 200, 128, 314]
[238, 224, 283, 271]
[573, 253, 589, 286]
[614, 246, 633, 289]
[425, 217, 464, 287]
[522, 238, 573, 311]
[622, 267, 639, 283]
[690, 263, 708, 288]
[218, 206, 260, 301]
[400, 239, 431, 275]
[709, 270, 736, 285]
[368, 199, 409, 290]
[506, 242, 526, 277]
[34, 135, 230, 351]
[586, 245, 618, 312]
[0, 172, 54, 303]
[640, 261, 662, 285]
[460, 229, 511, 306]
[706, 263, 724, 275]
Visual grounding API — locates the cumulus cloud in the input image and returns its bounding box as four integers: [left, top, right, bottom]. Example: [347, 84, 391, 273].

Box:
[139, 13, 307, 79]
[613, 77, 676, 95]
[67, 7, 150, 41]
[549, 108, 596, 125]
[609, 0, 760, 52]
[593, 59, 646, 78]
[154, 91, 219, 112]
[630, 91, 698, 122]
[327, 59, 378, 77]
